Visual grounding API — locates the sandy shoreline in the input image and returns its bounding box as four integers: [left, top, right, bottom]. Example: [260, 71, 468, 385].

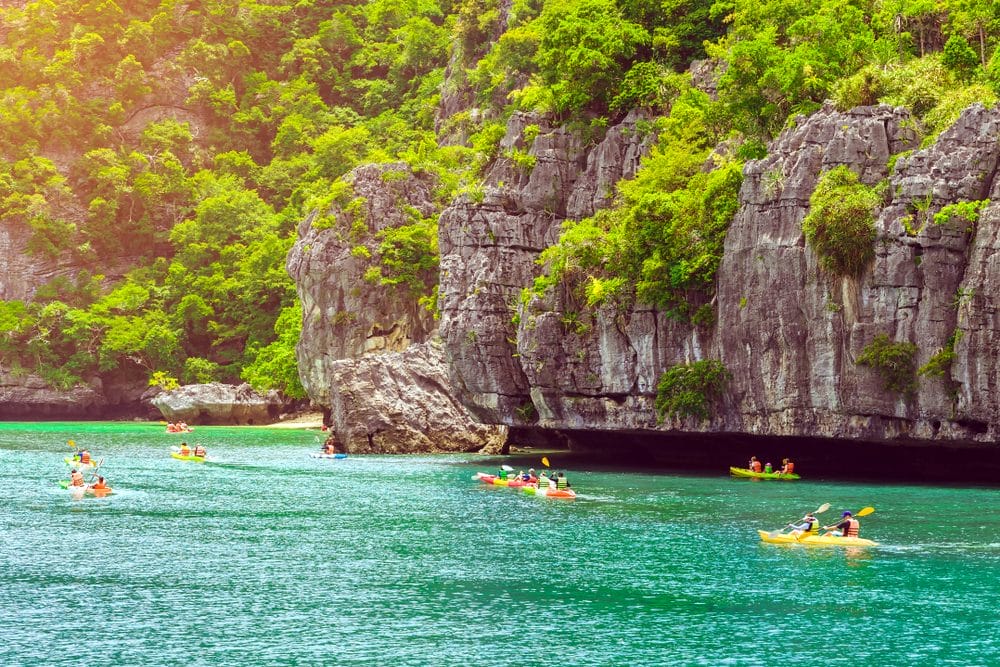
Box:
[261, 412, 325, 429]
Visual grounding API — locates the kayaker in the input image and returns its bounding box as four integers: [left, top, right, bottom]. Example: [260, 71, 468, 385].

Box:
[322, 440, 337, 454]
[79, 450, 91, 464]
[89, 476, 109, 490]
[823, 511, 860, 538]
[498, 468, 508, 480]
[179, 442, 192, 456]
[787, 512, 818, 537]
[193, 444, 207, 457]
[764, 462, 773, 473]
[526, 468, 537, 483]
[556, 472, 570, 489]
[69, 469, 85, 487]
[780, 458, 795, 475]
[536, 472, 550, 489]
[748, 457, 762, 473]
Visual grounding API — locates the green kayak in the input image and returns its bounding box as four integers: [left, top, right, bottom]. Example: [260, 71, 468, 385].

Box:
[729, 466, 800, 480]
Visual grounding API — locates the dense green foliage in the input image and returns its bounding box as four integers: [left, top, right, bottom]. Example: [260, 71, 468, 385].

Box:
[655, 359, 731, 421]
[528, 86, 744, 319]
[1, 0, 998, 398]
[857, 333, 919, 394]
[0, 0, 476, 394]
[802, 166, 881, 278]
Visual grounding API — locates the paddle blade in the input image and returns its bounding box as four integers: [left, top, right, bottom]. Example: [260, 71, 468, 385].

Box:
[67, 440, 76, 448]
[815, 502, 831, 514]
[501, 464, 514, 472]
[856, 506, 875, 517]
[541, 456, 550, 467]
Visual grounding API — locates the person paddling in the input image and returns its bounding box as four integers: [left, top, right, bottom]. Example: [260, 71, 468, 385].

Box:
[824, 511, 861, 538]
[89, 476, 109, 491]
[786, 512, 818, 537]
[780, 458, 795, 475]
[69, 469, 85, 487]
[748, 456, 762, 473]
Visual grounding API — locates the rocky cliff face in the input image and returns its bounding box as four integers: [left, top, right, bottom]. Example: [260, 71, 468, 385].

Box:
[0, 371, 105, 419]
[438, 110, 655, 423]
[287, 163, 439, 407]
[288, 163, 506, 452]
[326, 340, 506, 454]
[439, 102, 1000, 445]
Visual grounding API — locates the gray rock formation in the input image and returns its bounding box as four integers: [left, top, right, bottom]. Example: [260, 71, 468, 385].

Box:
[439, 101, 1000, 445]
[288, 163, 507, 453]
[151, 382, 280, 425]
[287, 163, 439, 407]
[326, 340, 506, 454]
[439, 110, 656, 422]
[0, 370, 106, 419]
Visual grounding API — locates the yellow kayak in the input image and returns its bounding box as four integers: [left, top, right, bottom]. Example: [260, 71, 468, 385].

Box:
[171, 452, 206, 462]
[757, 530, 878, 547]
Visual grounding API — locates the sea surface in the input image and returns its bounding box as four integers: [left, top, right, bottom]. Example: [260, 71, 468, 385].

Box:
[1, 421, 998, 666]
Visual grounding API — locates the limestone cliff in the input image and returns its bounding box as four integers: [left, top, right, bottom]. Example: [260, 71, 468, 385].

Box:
[439, 102, 1000, 445]
[287, 163, 506, 452]
[287, 163, 439, 408]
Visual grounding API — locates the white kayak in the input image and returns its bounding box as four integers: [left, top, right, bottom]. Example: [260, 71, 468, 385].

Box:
[310, 452, 348, 459]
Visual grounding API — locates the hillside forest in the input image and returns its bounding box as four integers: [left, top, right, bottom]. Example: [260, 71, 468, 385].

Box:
[0, 0, 997, 401]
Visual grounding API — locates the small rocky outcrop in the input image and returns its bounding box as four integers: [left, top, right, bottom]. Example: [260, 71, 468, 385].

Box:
[151, 382, 281, 425]
[287, 163, 439, 407]
[0, 371, 106, 419]
[326, 340, 507, 454]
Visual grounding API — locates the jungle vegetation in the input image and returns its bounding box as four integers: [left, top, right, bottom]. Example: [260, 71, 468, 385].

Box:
[0, 0, 997, 397]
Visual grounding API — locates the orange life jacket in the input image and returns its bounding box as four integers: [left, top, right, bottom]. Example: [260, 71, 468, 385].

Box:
[92, 480, 108, 490]
[783, 462, 794, 474]
[70, 471, 85, 486]
[80, 452, 91, 464]
[846, 519, 860, 537]
[751, 460, 762, 472]
[180, 445, 191, 455]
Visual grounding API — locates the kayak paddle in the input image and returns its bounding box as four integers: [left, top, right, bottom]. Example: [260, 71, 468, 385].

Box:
[541, 456, 550, 468]
[87, 457, 105, 483]
[501, 464, 514, 472]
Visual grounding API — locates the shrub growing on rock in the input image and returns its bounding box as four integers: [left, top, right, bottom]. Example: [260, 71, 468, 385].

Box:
[802, 165, 879, 278]
[856, 333, 918, 394]
[655, 359, 730, 421]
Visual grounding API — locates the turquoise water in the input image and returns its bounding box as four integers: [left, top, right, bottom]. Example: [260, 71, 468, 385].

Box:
[1, 422, 998, 666]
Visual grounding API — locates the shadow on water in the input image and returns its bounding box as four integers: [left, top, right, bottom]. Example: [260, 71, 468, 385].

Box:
[502, 428, 1000, 487]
